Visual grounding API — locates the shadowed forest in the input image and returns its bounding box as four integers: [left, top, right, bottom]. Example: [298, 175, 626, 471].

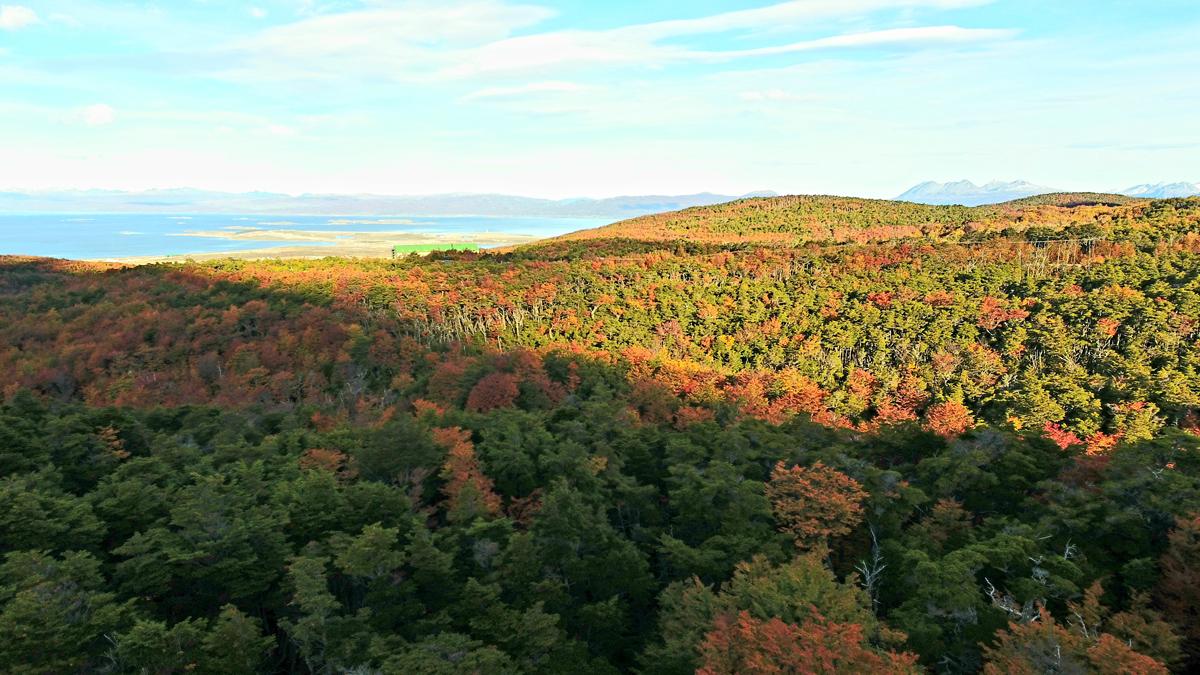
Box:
[2, 194, 1199, 673]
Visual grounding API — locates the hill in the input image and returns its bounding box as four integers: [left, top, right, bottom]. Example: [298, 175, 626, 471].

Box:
[998, 191, 1137, 207]
[537, 192, 1152, 250]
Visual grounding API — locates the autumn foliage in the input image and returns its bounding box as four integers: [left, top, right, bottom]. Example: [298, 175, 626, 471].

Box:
[977, 295, 1031, 331]
[1, 197, 1200, 673]
[1043, 421, 1083, 450]
[765, 461, 868, 548]
[924, 400, 975, 438]
[299, 448, 356, 480]
[433, 426, 501, 522]
[982, 608, 1168, 675]
[465, 371, 520, 412]
[698, 610, 920, 675]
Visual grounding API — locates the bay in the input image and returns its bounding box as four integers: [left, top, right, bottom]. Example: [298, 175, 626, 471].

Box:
[0, 213, 608, 260]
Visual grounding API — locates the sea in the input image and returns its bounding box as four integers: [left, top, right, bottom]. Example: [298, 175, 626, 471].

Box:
[0, 213, 610, 260]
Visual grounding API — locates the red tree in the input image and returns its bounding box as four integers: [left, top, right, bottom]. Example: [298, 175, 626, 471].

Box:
[924, 401, 975, 438]
[1043, 421, 1083, 450]
[465, 371, 520, 413]
[765, 461, 868, 549]
[433, 427, 501, 522]
[697, 610, 920, 675]
[978, 296, 1030, 331]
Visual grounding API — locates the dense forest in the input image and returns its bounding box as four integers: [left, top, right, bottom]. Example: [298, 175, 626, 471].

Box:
[2, 194, 1199, 673]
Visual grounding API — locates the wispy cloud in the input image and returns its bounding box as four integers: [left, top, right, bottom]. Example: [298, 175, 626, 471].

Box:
[221, 1, 555, 82]
[739, 89, 809, 102]
[0, 5, 38, 30]
[607, 0, 992, 40]
[16, 0, 1193, 198]
[445, 1, 1007, 78]
[463, 81, 590, 100]
[214, 0, 1005, 83]
[706, 26, 1014, 59]
[446, 24, 1011, 77]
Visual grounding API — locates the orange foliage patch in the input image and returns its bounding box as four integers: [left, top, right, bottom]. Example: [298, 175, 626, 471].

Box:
[465, 371, 520, 413]
[698, 610, 920, 675]
[982, 607, 1167, 675]
[433, 426, 502, 521]
[924, 401, 975, 438]
[765, 461, 868, 548]
[978, 296, 1031, 331]
[1043, 422, 1083, 450]
[299, 448, 357, 480]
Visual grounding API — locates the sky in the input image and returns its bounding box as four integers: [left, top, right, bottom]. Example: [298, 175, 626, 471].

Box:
[0, 0, 1198, 199]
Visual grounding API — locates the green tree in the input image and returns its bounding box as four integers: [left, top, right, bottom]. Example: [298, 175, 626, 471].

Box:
[0, 550, 130, 673]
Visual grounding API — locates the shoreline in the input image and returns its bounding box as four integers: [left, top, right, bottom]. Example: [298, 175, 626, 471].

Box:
[87, 229, 543, 264]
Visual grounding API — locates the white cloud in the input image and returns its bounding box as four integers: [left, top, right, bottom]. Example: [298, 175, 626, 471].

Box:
[463, 81, 590, 100]
[217, 0, 1003, 83]
[441, 25, 1010, 78]
[709, 26, 1015, 60]
[222, 1, 555, 81]
[81, 103, 116, 126]
[250, 7, 268, 20]
[0, 5, 38, 30]
[618, 0, 991, 40]
[441, 0, 1002, 78]
[739, 89, 807, 102]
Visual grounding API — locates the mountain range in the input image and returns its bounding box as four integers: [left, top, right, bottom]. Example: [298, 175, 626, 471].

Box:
[4, 182, 1195, 216]
[0, 189, 777, 218]
[896, 180, 1056, 206]
[897, 180, 1200, 206]
[1118, 182, 1200, 199]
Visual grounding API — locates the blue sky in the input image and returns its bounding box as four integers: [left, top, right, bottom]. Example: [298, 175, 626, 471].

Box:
[1, 0, 1197, 198]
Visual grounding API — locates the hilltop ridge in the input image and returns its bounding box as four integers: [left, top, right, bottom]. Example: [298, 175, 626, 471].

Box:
[540, 192, 1150, 248]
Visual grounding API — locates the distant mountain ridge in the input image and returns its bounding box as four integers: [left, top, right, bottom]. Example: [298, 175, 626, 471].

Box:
[896, 180, 1058, 206]
[899, 179, 1200, 205]
[0, 189, 778, 218]
[1119, 182, 1200, 199]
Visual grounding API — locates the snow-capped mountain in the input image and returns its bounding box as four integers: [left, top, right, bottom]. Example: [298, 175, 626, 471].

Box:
[1119, 182, 1200, 199]
[896, 180, 1057, 206]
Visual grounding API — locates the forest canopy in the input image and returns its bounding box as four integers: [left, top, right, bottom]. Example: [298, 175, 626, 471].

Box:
[1, 194, 1199, 673]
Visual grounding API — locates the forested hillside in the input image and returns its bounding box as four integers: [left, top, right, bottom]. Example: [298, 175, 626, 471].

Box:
[2, 195, 1200, 673]
[547, 192, 1140, 244]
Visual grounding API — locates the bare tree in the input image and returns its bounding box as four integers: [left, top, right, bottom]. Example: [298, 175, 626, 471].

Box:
[855, 525, 886, 615]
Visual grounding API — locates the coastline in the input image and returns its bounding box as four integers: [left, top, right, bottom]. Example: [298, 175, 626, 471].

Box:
[87, 229, 541, 264]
